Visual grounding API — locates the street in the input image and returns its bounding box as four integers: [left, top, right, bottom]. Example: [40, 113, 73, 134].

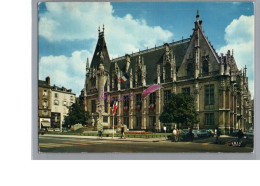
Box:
[39, 135, 253, 153]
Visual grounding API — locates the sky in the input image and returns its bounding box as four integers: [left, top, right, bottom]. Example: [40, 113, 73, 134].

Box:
[38, 2, 254, 97]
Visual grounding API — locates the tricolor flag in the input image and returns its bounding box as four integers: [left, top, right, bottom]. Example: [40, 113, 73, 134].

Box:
[112, 101, 118, 115]
[120, 72, 129, 83]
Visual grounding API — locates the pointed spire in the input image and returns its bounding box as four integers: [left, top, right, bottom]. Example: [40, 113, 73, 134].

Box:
[86, 58, 90, 69]
[103, 24, 105, 33]
[98, 26, 100, 34]
[196, 9, 199, 21]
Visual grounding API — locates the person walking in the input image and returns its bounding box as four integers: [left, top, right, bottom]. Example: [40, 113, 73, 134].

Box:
[97, 118, 103, 139]
[121, 126, 125, 139]
[178, 128, 182, 142]
[237, 129, 244, 143]
[216, 128, 221, 144]
[172, 128, 177, 142]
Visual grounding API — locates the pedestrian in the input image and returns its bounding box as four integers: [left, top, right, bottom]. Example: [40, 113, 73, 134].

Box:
[178, 128, 182, 142]
[216, 128, 221, 144]
[237, 129, 244, 143]
[97, 118, 103, 138]
[172, 128, 177, 142]
[121, 126, 125, 139]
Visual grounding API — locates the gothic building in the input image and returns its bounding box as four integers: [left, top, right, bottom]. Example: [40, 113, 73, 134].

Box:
[80, 11, 253, 134]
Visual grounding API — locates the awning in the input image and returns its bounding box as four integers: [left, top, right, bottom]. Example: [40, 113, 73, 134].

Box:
[41, 121, 51, 127]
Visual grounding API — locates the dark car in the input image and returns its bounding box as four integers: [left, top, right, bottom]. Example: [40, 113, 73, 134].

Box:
[197, 129, 210, 138]
[232, 129, 239, 137]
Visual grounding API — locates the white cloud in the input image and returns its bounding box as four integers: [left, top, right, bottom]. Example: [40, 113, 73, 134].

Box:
[217, 15, 254, 97]
[39, 2, 173, 57]
[39, 50, 91, 95]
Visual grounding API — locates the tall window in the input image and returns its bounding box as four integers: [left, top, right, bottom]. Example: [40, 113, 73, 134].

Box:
[43, 100, 48, 107]
[164, 90, 171, 104]
[187, 63, 193, 77]
[123, 95, 129, 113]
[205, 84, 214, 105]
[136, 94, 142, 109]
[114, 76, 118, 90]
[55, 93, 58, 98]
[205, 113, 214, 125]
[104, 100, 108, 113]
[149, 116, 156, 126]
[165, 63, 171, 79]
[202, 60, 209, 74]
[137, 71, 142, 86]
[91, 79, 96, 87]
[149, 92, 156, 105]
[91, 100, 96, 113]
[182, 87, 190, 95]
[136, 116, 141, 127]
[43, 90, 47, 96]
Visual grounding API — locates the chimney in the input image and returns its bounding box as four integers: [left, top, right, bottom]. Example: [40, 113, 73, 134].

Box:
[45, 76, 50, 85]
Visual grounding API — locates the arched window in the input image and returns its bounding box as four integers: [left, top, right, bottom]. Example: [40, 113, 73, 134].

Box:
[202, 60, 209, 74]
[187, 63, 193, 77]
[165, 63, 171, 80]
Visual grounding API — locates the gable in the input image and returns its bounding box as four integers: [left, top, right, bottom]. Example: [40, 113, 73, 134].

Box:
[177, 26, 220, 78]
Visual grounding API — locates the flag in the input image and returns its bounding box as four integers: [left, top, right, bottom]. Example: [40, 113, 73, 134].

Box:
[120, 72, 129, 83]
[142, 84, 163, 99]
[112, 101, 118, 115]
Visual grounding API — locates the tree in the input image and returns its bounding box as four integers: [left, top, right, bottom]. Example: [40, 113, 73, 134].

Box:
[159, 93, 199, 128]
[64, 103, 90, 128]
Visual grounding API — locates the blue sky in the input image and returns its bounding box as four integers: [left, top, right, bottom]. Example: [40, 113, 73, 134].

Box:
[38, 2, 254, 97]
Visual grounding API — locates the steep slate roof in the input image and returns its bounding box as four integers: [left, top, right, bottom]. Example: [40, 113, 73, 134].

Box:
[90, 31, 111, 71]
[38, 80, 51, 88]
[110, 39, 190, 89]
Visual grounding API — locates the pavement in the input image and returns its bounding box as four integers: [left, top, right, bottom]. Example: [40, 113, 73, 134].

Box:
[42, 134, 235, 143]
[43, 134, 168, 142]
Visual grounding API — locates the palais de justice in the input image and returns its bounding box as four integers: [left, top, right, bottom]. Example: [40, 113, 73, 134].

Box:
[79, 11, 253, 134]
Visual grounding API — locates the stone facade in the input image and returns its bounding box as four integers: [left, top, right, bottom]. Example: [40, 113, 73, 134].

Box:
[51, 85, 76, 131]
[38, 77, 52, 129]
[81, 12, 253, 134]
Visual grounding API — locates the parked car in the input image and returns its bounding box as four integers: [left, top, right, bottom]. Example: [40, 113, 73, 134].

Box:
[54, 128, 60, 132]
[38, 128, 47, 135]
[245, 129, 254, 140]
[232, 129, 239, 136]
[181, 129, 189, 138]
[197, 129, 210, 138]
[47, 128, 54, 132]
[207, 129, 214, 137]
[192, 130, 198, 138]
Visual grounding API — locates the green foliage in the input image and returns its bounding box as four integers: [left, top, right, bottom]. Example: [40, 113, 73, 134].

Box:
[159, 93, 200, 127]
[64, 103, 90, 128]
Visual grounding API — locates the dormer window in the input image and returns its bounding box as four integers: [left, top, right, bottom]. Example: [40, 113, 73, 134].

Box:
[202, 60, 209, 74]
[187, 63, 193, 77]
[165, 63, 171, 80]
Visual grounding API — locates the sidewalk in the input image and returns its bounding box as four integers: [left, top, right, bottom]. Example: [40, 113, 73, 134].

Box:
[43, 134, 168, 142]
